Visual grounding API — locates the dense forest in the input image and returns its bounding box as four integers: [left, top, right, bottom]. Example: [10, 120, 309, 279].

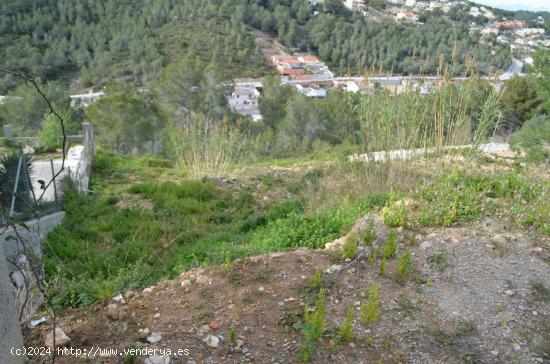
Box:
[0, 0, 512, 93]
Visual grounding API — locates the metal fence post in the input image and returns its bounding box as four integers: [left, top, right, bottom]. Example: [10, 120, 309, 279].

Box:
[9, 152, 23, 217]
[50, 160, 59, 210]
[21, 152, 36, 205]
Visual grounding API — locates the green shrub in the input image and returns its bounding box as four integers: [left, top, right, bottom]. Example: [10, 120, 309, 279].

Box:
[360, 284, 380, 325]
[266, 199, 304, 221]
[363, 225, 376, 245]
[308, 266, 324, 290]
[369, 248, 377, 264]
[383, 231, 397, 259]
[343, 235, 358, 260]
[381, 201, 407, 228]
[338, 306, 354, 343]
[299, 289, 326, 362]
[509, 115, 550, 164]
[428, 248, 448, 271]
[397, 250, 412, 279]
[378, 257, 387, 275]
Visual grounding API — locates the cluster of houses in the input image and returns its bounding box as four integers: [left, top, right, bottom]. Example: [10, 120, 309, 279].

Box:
[226, 75, 445, 121]
[226, 50, 335, 119]
[473, 19, 549, 57]
[270, 54, 333, 79]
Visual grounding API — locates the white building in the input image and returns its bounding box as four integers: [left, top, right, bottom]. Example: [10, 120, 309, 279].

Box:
[396, 11, 419, 23]
[344, 0, 366, 11]
[70, 92, 105, 108]
[294, 84, 327, 98]
[516, 28, 545, 37]
[469, 7, 481, 17]
[226, 87, 263, 121]
[343, 0, 365, 12]
[0, 96, 22, 104]
[227, 87, 260, 108]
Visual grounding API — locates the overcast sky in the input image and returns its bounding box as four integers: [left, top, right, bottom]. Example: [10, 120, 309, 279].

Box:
[473, 0, 550, 11]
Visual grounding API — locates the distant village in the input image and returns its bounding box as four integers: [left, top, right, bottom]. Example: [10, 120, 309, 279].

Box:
[3, 0, 545, 124]
[226, 0, 548, 121]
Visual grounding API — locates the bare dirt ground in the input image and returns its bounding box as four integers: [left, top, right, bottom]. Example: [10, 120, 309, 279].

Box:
[26, 216, 549, 364]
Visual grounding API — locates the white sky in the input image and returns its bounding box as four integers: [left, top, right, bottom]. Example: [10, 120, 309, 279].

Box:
[473, 0, 550, 11]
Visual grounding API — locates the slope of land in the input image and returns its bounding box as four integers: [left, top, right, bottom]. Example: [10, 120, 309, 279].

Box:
[26, 151, 550, 364]
[28, 216, 549, 364]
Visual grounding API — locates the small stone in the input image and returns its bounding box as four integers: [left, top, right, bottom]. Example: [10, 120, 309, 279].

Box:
[195, 275, 210, 285]
[325, 264, 342, 274]
[153, 313, 161, 319]
[258, 286, 265, 293]
[203, 334, 220, 348]
[236, 339, 244, 349]
[143, 287, 154, 294]
[144, 355, 171, 364]
[147, 332, 162, 344]
[277, 301, 285, 307]
[490, 350, 499, 356]
[504, 289, 514, 297]
[112, 294, 124, 302]
[199, 324, 211, 335]
[181, 280, 192, 288]
[349, 342, 356, 348]
[242, 347, 250, 354]
[532, 311, 538, 316]
[139, 328, 151, 338]
[44, 327, 71, 348]
[532, 247, 542, 252]
[106, 304, 120, 320]
[512, 343, 520, 351]
[420, 241, 432, 250]
[209, 321, 220, 330]
[485, 244, 495, 249]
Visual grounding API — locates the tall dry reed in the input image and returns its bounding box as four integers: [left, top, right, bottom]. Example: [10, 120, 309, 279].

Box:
[172, 118, 245, 178]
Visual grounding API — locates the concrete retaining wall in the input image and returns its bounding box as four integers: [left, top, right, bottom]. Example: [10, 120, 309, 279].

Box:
[0, 212, 65, 364]
[0, 243, 24, 364]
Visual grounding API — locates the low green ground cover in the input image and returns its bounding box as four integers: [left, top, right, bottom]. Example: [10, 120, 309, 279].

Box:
[44, 152, 549, 310]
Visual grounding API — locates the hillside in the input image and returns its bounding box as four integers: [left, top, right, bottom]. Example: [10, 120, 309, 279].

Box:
[27, 150, 550, 363]
[0, 0, 531, 93]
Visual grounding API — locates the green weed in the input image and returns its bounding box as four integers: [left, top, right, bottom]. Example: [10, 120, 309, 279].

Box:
[381, 202, 407, 228]
[343, 235, 359, 260]
[360, 284, 380, 325]
[383, 231, 397, 259]
[427, 248, 448, 271]
[378, 257, 387, 276]
[338, 306, 354, 343]
[397, 250, 412, 279]
[299, 289, 326, 362]
[308, 267, 324, 290]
